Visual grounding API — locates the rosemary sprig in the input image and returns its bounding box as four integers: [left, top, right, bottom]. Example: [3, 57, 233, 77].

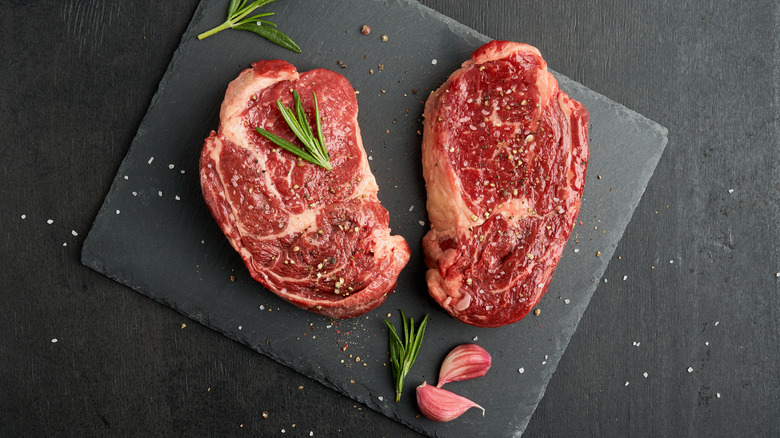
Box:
[198, 0, 301, 53]
[385, 311, 429, 403]
[255, 90, 333, 170]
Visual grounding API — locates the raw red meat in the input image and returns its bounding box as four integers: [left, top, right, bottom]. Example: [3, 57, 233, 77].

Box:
[200, 60, 410, 318]
[421, 41, 589, 327]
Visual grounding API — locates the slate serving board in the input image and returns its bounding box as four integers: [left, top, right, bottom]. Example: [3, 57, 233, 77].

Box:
[81, 0, 668, 436]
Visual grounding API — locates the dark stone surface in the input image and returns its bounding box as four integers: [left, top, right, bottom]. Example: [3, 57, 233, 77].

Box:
[78, 0, 665, 436]
[2, 1, 778, 437]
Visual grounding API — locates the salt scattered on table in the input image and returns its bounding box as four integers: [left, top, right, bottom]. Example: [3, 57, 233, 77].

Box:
[518, 367, 525, 374]
[728, 188, 734, 193]
[20, 214, 26, 219]
[123, 175, 129, 180]
[574, 248, 580, 253]
[62, 243, 67, 247]
[377, 396, 384, 401]
[71, 230, 78, 236]
[643, 372, 648, 378]
[623, 275, 628, 281]
[175, 195, 181, 201]
[132, 191, 138, 196]
[158, 191, 163, 197]
[431, 59, 437, 65]
[625, 381, 630, 386]
[47, 219, 54, 225]
[51, 338, 58, 343]
[564, 299, 570, 304]
[168, 164, 175, 169]
[473, 336, 478, 341]
[408, 205, 414, 212]
[148, 156, 154, 164]
[687, 366, 693, 373]
[418, 220, 425, 226]
[116, 210, 120, 214]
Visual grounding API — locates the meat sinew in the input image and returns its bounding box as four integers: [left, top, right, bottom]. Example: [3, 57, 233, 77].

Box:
[200, 60, 410, 318]
[422, 41, 589, 328]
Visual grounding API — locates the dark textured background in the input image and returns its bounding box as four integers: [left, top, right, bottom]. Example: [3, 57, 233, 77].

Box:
[2, 1, 778, 437]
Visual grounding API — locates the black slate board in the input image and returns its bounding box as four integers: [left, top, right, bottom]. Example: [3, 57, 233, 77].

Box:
[80, 0, 667, 436]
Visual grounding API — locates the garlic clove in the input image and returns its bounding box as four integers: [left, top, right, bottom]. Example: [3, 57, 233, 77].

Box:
[436, 343, 492, 387]
[416, 381, 485, 422]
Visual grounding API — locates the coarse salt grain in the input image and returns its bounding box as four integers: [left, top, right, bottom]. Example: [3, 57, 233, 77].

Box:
[717, 393, 721, 398]
[431, 59, 437, 65]
[259, 305, 265, 310]
[378, 396, 384, 401]
[238, 326, 242, 330]
[21, 214, 26, 219]
[51, 338, 58, 343]
[368, 155, 373, 160]
[687, 367, 693, 373]
[63, 243, 67, 247]
[715, 321, 719, 326]
[623, 275, 628, 281]
[72, 230, 78, 236]
[168, 164, 175, 169]
[625, 381, 630, 386]
[728, 189, 734, 193]
[418, 220, 425, 226]
[473, 336, 478, 341]
[116, 210, 120, 214]
[158, 191, 163, 197]
[132, 191, 138, 196]
[148, 156, 154, 164]
[175, 195, 181, 201]
[643, 372, 648, 378]
[776, 272, 780, 278]
[574, 248, 580, 253]
[408, 205, 414, 212]
[564, 299, 570, 304]
[124, 175, 129, 180]
[47, 219, 54, 225]
[604, 278, 608, 283]
[518, 367, 525, 373]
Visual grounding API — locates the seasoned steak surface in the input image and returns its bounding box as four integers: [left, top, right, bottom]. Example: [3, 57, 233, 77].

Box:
[422, 41, 589, 327]
[201, 60, 410, 318]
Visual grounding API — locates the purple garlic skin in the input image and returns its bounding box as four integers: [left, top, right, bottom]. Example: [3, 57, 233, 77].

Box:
[436, 343, 492, 387]
[416, 381, 485, 422]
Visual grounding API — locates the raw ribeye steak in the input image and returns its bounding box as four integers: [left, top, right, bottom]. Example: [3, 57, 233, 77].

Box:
[422, 41, 589, 327]
[200, 60, 410, 319]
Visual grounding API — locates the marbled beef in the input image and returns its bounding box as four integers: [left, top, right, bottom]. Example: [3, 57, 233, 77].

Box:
[200, 60, 410, 318]
[422, 41, 589, 327]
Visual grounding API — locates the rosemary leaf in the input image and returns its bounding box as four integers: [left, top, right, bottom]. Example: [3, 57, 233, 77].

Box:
[198, 0, 301, 53]
[255, 90, 332, 170]
[385, 311, 429, 403]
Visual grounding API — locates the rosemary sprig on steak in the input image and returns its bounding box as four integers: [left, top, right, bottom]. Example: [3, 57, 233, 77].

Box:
[256, 90, 333, 170]
[197, 0, 301, 53]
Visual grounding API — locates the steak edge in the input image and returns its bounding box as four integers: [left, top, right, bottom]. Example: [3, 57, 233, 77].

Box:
[422, 41, 589, 327]
[200, 60, 410, 319]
